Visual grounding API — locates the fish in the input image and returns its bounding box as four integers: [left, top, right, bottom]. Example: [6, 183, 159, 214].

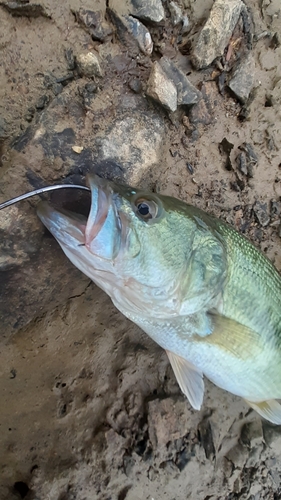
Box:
[37, 174, 281, 424]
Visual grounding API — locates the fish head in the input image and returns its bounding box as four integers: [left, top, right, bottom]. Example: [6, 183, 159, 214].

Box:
[37, 175, 225, 318]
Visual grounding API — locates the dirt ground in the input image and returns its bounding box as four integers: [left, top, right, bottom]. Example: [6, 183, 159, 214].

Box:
[1, 0, 281, 499]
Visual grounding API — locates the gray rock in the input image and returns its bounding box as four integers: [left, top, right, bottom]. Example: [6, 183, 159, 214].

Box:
[182, 15, 190, 34]
[236, 142, 258, 177]
[253, 201, 270, 227]
[123, 15, 153, 55]
[146, 61, 178, 112]
[159, 56, 201, 106]
[240, 420, 264, 449]
[198, 418, 215, 460]
[35, 95, 49, 110]
[0, 0, 50, 18]
[168, 1, 183, 26]
[74, 9, 113, 42]
[130, 0, 165, 23]
[76, 51, 103, 78]
[225, 442, 248, 468]
[108, 0, 165, 24]
[64, 48, 76, 70]
[192, 0, 244, 69]
[263, 423, 281, 455]
[108, 8, 152, 56]
[219, 137, 234, 171]
[129, 78, 143, 93]
[228, 53, 255, 103]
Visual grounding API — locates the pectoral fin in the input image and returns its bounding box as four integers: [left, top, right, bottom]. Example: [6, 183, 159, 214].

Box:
[201, 313, 263, 359]
[166, 350, 204, 410]
[245, 399, 281, 425]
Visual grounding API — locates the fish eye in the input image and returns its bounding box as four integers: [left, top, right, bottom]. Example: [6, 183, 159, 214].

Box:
[134, 198, 158, 220]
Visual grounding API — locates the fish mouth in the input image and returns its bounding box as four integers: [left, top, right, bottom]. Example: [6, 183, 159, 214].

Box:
[37, 175, 121, 259]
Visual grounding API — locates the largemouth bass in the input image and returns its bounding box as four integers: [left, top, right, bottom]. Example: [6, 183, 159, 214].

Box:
[37, 175, 281, 424]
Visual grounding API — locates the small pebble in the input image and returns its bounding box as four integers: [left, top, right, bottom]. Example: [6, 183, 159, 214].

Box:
[76, 51, 103, 78]
[36, 95, 49, 110]
[72, 145, 84, 154]
[129, 79, 143, 94]
[186, 162, 194, 174]
[64, 48, 76, 70]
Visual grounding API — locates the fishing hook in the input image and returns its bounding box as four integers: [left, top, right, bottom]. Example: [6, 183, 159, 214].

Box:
[0, 184, 90, 210]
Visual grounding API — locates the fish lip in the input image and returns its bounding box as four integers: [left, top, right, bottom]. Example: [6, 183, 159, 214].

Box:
[84, 184, 110, 250]
[85, 174, 124, 256]
[37, 201, 87, 245]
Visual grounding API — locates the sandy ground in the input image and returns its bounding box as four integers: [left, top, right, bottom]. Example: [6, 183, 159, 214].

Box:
[1, 0, 281, 499]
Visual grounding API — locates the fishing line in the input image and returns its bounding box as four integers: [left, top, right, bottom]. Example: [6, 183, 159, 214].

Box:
[0, 185, 91, 210]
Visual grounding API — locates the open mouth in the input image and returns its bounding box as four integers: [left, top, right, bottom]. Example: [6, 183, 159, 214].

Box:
[37, 175, 118, 258]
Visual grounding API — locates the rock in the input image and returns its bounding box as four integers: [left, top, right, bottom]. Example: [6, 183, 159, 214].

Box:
[43, 73, 65, 95]
[76, 51, 103, 78]
[225, 442, 248, 468]
[64, 48, 76, 71]
[189, 98, 212, 125]
[186, 162, 194, 174]
[228, 53, 255, 103]
[253, 201, 270, 227]
[93, 109, 165, 184]
[168, 1, 183, 26]
[182, 15, 190, 34]
[263, 423, 281, 456]
[240, 420, 264, 449]
[159, 56, 201, 107]
[236, 142, 258, 177]
[198, 418, 215, 460]
[271, 200, 281, 218]
[246, 446, 262, 468]
[129, 78, 143, 93]
[236, 152, 248, 176]
[189, 81, 220, 125]
[192, 0, 244, 69]
[147, 398, 190, 448]
[0, 0, 50, 18]
[108, 0, 165, 24]
[146, 61, 177, 112]
[108, 8, 149, 56]
[72, 145, 83, 154]
[79, 82, 98, 110]
[219, 137, 234, 171]
[56, 73, 74, 86]
[130, 0, 165, 23]
[52, 82, 63, 95]
[35, 95, 49, 110]
[74, 8, 113, 41]
[123, 15, 153, 55]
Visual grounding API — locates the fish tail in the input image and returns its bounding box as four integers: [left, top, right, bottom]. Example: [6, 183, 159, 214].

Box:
[245, 399, 281, 425]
